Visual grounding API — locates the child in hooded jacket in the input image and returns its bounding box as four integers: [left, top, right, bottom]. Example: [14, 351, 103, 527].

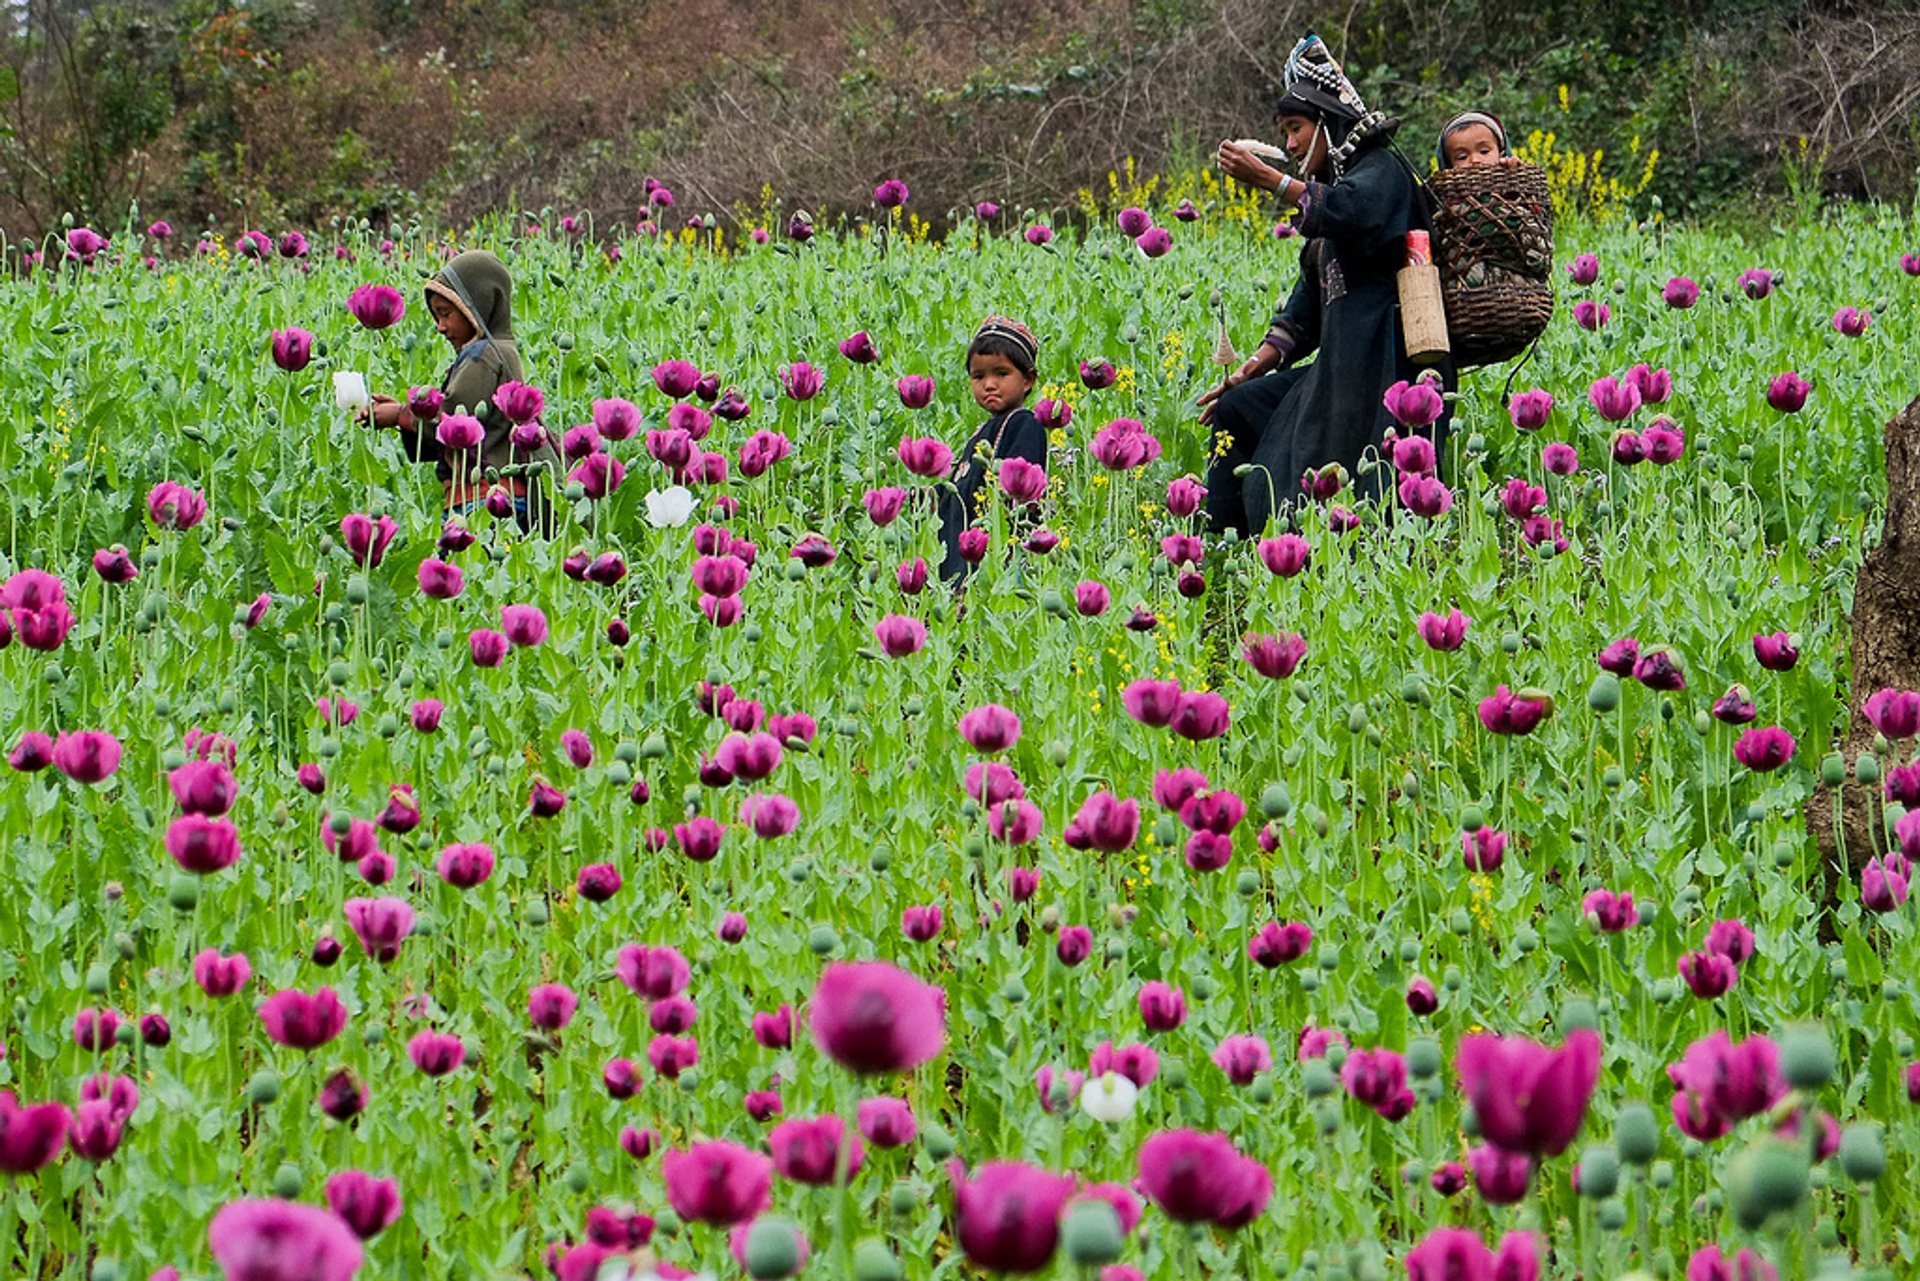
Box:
[368, 248, 560, 530]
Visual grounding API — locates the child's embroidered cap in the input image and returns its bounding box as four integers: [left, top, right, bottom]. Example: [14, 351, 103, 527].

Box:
[972, 315, 1039, 367]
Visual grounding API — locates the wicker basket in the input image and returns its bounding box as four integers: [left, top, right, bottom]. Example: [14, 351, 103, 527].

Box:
[1426, 159, 1555, 368]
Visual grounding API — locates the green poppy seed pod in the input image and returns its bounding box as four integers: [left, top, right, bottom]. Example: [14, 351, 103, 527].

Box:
[1398, 939, 1419, 963]
[922, 1125, 956, 1160]
[888, 1181, 917, 1217]
[434, 629, 454, 650]
[159, 746, 188, 773]
[1460, 1104, 1480, 1138]
[605, 759, 632, 787]
[1820, 753, 1847, 786]
[166, 873, 201, 912]
[1299, 969, 1321, 993]
[271, 1163, 302, 1199]
[1596, 1198, 1628, 1232]
[1039, 589, 1068, 618]
[1650, 978, 1676, 1004]
[1560, 997, 1598, 1032]
[1000, 976, 1027, 1004]
[1779, 1025, 1835, 1089]
[525, 897, 550, 926]
[1579, 1144, 1621, 1198]
[1807, 1164, 1828, 1190]
[1293, 684, 1312, 706]
[1460, 803, 1485, 833]
[786, 860, 813, 884]
[853, 1239, 902, 1281]
[375, 713, 399, 740]
[1103, 937, 1127, 962]
[1250, 1075, 1276, 1104]
[1813, 1218, 1839, 1248]
[1728, 1139, 1810, 1230]
[1650, 1159, 1674, 1188]
[326, 660, 352, 687]
[344, 576, 370, 606]
[1315, 1098, 1342, 1135]
[869, 847, 891, 873]
[1346, 703, 1370, 734]
[1465, 432, 1487, 453]
[1837, 1124, 1885, 1183]
[1603, 764, 1625, 789]
[1855, 754, 1880, 784]
[961, 834, 987, 861]
[1234, 869, 1261, 897]
[1259, 782, 1290, 818]
[1163, 1059, 1189, 1089]
[639, 732, 669, 761]
[1317, 944, 1340, 972]
[837, 716, 861, 736]
[1153, 814, 1180, 847]
[562, 1163, 591, 1194]
[1406, 1037, 1442, 1080]
[743, 1214, 803, 1279]
[1514, 928, 1539, 954]
[113, 931, 135, 960]
[1449, 910, 1471, 937]
[1061, 1198, 1124, 1265]
[141, 545, 163, 570]
[1191, 973, 1218, 1001]
[1773, 842, 1797, 870]
[1400, 673, 1429, 706]
[248, 1070, 283, 1105]
[1829, 958, 1848, 983]
[90, 1259, 122, 1281]
[85, 963, 110, 996]
[1499, 630, 1522, 654]
[807, 925, 840, 956]
[1615, 1102, 1660, 1165]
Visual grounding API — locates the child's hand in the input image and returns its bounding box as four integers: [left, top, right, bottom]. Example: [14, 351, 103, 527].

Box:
[1217, 141, 1283, 192]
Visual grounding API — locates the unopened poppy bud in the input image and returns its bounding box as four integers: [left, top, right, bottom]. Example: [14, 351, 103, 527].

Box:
[1578, 1144, 1620, 1198]
[1837, 1123, 1885, 1183]
[1728, 1140, 1809, 1229]
[853, 1239, 902, 1281]
[248, 1070, 282, 1104]
[1061, 1201, 1123, 1266]
[922, 1125, 955, 1160]
[1780, 1024, 1835, 1088]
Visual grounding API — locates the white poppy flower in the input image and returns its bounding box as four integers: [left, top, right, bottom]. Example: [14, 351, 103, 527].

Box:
[1080, 1071, 1139, 1123]
[646, 485, 697, 528]
[332, 371, 370, 413]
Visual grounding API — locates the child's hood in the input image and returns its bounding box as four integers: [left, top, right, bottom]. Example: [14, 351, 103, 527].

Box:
[425, 249, 514, 342]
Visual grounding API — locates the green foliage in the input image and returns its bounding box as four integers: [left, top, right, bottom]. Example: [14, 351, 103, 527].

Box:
[0, 183, 1915, 1279]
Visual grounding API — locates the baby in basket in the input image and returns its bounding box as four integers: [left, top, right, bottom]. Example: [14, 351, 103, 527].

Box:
[1436, 111, 1511, 169]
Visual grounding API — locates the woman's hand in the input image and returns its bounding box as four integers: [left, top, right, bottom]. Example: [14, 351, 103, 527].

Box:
[1196, 368, 1249, 427]
[1216, 141, 1283, 192]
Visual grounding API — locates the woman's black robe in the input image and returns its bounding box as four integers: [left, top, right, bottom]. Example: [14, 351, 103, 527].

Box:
[1206, 143, 1454, 535]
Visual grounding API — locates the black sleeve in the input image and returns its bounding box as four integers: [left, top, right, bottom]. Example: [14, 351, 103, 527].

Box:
[1293, 151, 1413, 259]
[1263, 242, 1323, 363]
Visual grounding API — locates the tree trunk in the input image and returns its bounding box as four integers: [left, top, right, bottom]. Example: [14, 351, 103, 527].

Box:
[1806, 390, 1920, 900]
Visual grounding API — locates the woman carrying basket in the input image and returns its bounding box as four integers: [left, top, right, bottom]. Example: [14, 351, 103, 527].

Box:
[1199, 34, 1454, 536]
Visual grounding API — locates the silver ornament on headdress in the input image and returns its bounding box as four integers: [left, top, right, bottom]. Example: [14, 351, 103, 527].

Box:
[1282, 33, 1393, 179]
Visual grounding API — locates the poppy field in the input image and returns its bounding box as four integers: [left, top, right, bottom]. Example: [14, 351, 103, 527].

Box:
[2, 192, 1919, 1281]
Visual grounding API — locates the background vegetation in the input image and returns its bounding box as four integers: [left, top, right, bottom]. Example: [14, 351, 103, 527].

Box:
[2, 0, 1918, 242]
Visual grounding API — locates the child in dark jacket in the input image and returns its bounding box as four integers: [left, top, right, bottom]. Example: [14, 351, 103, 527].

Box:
[368, 248, 560, 530]
[938, 316, 1048, 583]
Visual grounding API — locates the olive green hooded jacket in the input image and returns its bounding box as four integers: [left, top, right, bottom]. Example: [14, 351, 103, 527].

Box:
[412, 249, 560, 495]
